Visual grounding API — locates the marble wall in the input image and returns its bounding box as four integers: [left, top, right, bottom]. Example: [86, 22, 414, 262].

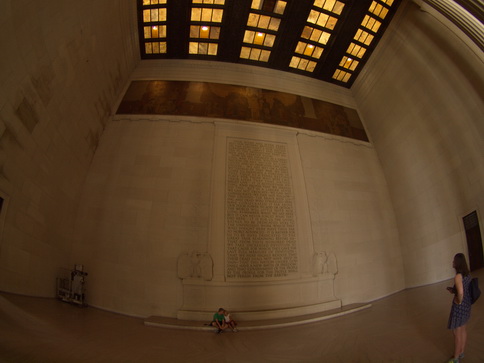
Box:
[75, 58, 407, 317]
[298, 134, 405, 303]
[0, 0, 139, 296]
[352, 1, 484, 287]
[72, 117, 215, 316]
[3, 0, 480, 320]
[73, 114, 404, 317]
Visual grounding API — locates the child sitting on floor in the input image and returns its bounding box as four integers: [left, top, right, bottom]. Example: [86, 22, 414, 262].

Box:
[224, 310, 238, 332]
[211, 308, 228, 333]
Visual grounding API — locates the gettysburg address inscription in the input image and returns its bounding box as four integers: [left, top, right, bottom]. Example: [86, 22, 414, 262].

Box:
[226, 138, 298, 280]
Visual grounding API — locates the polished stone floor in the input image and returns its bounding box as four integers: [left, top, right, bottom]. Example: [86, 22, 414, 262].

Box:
[1, 268, 483, 363]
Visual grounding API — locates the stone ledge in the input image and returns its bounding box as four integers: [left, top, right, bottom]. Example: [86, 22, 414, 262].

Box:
[177, 299, 341, 321]
[144, 303, 371, 331]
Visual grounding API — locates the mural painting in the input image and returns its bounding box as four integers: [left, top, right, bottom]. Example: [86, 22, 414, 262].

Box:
[117, 81, 368, 142]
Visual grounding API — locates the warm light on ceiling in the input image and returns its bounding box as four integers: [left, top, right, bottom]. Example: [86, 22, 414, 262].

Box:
[140, 0, 399, 86]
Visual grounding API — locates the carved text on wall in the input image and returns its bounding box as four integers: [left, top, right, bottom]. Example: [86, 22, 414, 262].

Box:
[226, 138, 298, 280]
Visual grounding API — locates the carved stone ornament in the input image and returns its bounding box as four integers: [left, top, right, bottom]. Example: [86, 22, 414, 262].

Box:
[312, 251, 337, 276]
[177, 251, 213, 281]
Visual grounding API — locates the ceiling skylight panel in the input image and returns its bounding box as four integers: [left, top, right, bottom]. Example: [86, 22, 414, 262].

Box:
[247, 14, 281, 31]
[190, 25, 220, 39]
[369, 1, 389, 19]
[189, 42, 218, 55]
[379, 0, 394, 6]
[313, 0, 345, 15]
[339, 56, 359, 71]
[244, 31, 276, 47]
[353, 28, 374, 46]
[142, 0, 166, 4]
[137, 0, 402, 87]
[290, 0, 345, 73]
[332, 69, 351, 83]
[295, 42, 324, 59]
[307, 11, 338, 30]
[192, 0, 225, 4]
[346, 42, 367, 58]
[240, 0, 287, 63]
[143, 8, 167, 22]
[141, 0, 168, 55]
[251, 0, 287, 14]
[190, 0, 225, 56]
[240, 47, 271, 62]
[290, 56, 318, 72]
[301, 26, 331, 45]
[360, 15, 381, 32]
[191, 8, 224, 23]
[332, 0, 395, 84]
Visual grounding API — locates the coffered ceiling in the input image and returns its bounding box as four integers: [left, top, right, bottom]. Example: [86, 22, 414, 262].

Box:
[137, 0, 402, 88]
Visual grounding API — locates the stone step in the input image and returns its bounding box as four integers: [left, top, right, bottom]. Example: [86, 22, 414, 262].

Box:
[144, 303, 371, 331]
[177, 299, 342, 321]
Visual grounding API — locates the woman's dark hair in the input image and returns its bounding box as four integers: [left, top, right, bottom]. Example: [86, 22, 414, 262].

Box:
[453, 253, 470, 277]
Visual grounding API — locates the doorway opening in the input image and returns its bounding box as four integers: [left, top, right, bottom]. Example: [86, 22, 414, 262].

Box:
[463, 211, 484, 271]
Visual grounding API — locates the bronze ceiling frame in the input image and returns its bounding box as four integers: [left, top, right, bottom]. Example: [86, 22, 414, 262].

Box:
[137, 0, 402, 88]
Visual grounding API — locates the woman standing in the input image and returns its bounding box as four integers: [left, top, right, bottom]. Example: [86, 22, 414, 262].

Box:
[447, 253, 472, 363]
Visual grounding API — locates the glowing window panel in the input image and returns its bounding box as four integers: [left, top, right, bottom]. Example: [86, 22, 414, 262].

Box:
[140, 1, 168, 55]
[244, 31, 276, 47]
[251, 0, 262, 9]
[247, 13, 281, 31]
[380, 0, 394, 5]
[240, 46, 271, 62]
[251, 0, 287, 14]
[307, 10, 338, 30]
[361, 15, 381, 32]
[189, 42, 218, 55]
[249, 48, 262, 60]
[353, 28, 374, 46]
[243, 0, 284, 59]
[240, 46, 250, 59]
[193, 0, 225, 4]
[144, 25, 167, 39]
[289, 56, 317, 72]
[189, 1, 224, 56]
[332, 69, 352, 83]
[145, 42, 167, 54]
[190, 25, 220, 39]
[346, 42, 367, 59]
[295, 42, 324, 59]
[143, 0, 167, 4]
[301, 26, 331, 45]
[291, 0, 343, 71]
[143, 8, 167, 23]
[273, 1, 287, 14]
[339, 56, 359, 71]
[369, 1, 389, 19]
[313, 0, 345, 15]
[191, 8, 224, 22]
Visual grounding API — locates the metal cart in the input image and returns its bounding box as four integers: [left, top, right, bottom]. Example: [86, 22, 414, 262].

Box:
[56, 265, 88, 306]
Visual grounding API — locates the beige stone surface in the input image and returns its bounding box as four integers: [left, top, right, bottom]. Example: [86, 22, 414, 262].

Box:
[352, 1, 484, 288]
[298, 133, 405, 305]
[0, 1, 139, 296]
[73, 117, 215, 317]
[0, 0, 482, 322]
[1, 269, 484, 362]
[72, 115, 402, 318]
